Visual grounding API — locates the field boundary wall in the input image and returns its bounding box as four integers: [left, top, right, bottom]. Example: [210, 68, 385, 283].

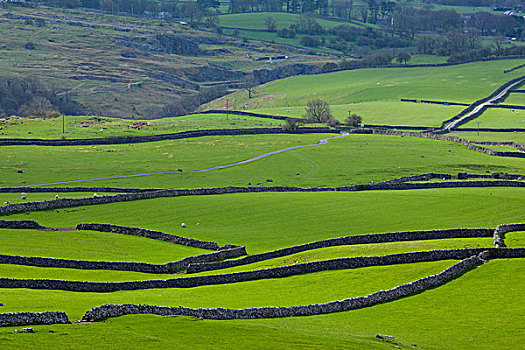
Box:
[1, 181, 523, 215]
[0, 312, 70, 327]
[1, 248, 523, 293]
[81, 252, 493, 321]
[76, 223, 222, 250]
[0, 246, 247, 274]
[187, 227, 494, 273]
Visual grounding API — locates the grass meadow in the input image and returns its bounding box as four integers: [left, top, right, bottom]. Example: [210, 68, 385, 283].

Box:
[0, 56, 524, 350]
[204, 59, 525, 126]
[1, 133, 525, 189]
[0, 114, 281, 140]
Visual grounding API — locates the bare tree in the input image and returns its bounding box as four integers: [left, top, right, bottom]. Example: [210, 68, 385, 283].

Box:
[18, 97, 54, 117]
[265, 16, 276, 32]
[243, 76, 258, 99]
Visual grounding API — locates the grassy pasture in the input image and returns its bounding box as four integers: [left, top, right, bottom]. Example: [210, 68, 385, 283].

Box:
[0, 261, 456, 320]
[0, 114, 281, 140]
[0, 229, 206, 263]
[251, 101, 463, 126]
[0, 259, 522, 349]
[450, 131, 525, 144]
[1, 134, 524, 189]
[0, 237, 493, 283]
[204, 59, 525, 125]
[219, 12, 361, 31]
[502, 92, 525, 105]
[459, 108, 525, 129]
[6, 188, 523, 254]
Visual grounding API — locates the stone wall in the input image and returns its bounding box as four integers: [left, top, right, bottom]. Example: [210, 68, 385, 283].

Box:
[493, 223, 525, 248]
[0, 186, 335, 215]
[0, 127, 335, 147]
[0, 220, 46, 230]
[378, 173, 452, 184]
[366, 129, 525, 158]
[81, 252, 490, 321]
[337, 180, 525, 192]
[458, 172, 524, 180]
[187, 227, 494, 273]
[1, 181, 522, 215]
[0, 312, 70, 327]
[0, 246, 247, 274]
[1, 248, 523, 293]
[0, 187, 161, 193]
[76, 223, 221, 250]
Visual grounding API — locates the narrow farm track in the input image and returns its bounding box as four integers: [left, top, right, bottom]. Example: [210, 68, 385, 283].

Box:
[26, 133, 350, 187]
[445, 76, 525, 130]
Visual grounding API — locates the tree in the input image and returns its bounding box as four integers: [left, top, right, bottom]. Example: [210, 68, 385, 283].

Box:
[180, 2, 204, 24]
[265, 16, 276, 32]
[242, 76, 258, 98]
[396, 51, 411, 64]
[344, 112, 362, 127]
[197, 0, 219, 11]
[281, 118, 302, 131]
[18, 97, 54, 117]
[304, 99, 333, 123]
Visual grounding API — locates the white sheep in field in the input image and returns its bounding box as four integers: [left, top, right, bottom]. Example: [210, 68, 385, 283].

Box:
[55, 195, 60, 199]
[181, 223, 186, 228]
[21, 195, 26, 200]
[93, 193, 98, 198]
[3, 201, 10, 205]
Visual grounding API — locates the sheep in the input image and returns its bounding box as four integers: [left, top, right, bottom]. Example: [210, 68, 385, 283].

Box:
[21, 195, 26, 200]
[93, 193, 99, 198]
[55, 195, 60, 199]
[3, 201, 10, 205]
[181, 223, 186, 228]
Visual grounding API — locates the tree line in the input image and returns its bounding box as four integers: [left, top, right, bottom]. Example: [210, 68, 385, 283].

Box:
[0, 76, 84, 117]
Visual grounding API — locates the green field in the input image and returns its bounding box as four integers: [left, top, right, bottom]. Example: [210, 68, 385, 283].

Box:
[450, 131, 525, 144]
[251, 101, 462, 126]
[2, 133, 525, 189]
[0, 114, 281, 140]
[204, 59, 525, 126]
[503, 92, 525, 105]
[1, 45, 524, 350]
[6, 189, 524, 253]
[219, 12, 363, 31]
[459, 108, 525, 129]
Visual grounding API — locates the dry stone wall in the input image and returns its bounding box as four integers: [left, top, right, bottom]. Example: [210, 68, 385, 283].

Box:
[378, 173, 452, 184]
[365, 129, 525, 158]
[0, 187, 335, 215]
[493, 223, 525, 248]
[0, 246, 246, 274]
[76, 223, 221, 250]
[81, 253, 490, 321]
[1, 180, 523, 215]
[1, 248, 523, 293]
[337, 180, 525, 191]
[0, 220, 46, 230]
[0, 127, 335, 147]
[187, 227, 494, 273]
[0, 312, 70, 327]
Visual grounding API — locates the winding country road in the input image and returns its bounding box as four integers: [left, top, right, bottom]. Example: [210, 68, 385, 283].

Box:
[27, 133, 350, 187]
[445, 76, 525, 130]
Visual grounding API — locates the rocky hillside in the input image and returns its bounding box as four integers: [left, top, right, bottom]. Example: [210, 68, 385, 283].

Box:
[0, 5, 336, 118]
